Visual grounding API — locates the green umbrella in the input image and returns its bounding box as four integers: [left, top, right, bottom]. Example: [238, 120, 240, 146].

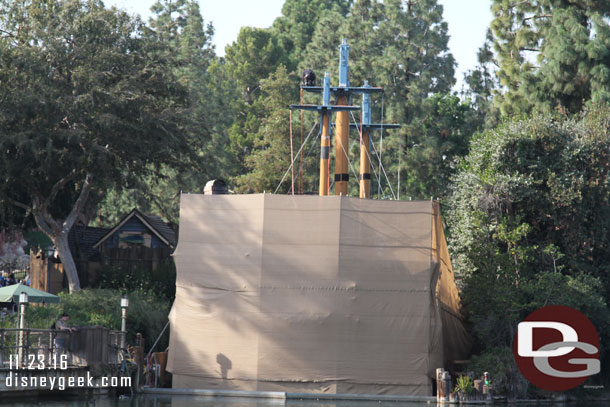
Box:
[0, 284, 60, 304]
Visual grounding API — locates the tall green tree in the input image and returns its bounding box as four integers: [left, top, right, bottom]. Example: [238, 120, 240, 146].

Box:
[225, 27, 288, 105]
[222, 27, 289, 179]
[490, 0, 610, 115]
[462, 29, 500, 129]
[233, 66, 313, 193]
[95, 0, 226, 225]
[0, 0, 195, 291]
[400, 94, 480, 199]
[272, 0, 351, 69]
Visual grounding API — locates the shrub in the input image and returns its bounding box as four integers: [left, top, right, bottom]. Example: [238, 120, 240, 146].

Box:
[447, 108, 610, 394]
[467, 346, 528, 399]
[454, 375, 475, 395]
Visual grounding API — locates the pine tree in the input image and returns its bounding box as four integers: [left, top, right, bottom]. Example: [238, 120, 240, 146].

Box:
[490, 0, 610, 115]
[463, 29, 500, 129]
[224, 27, 288, 105]
[233, 67, 310, 193]
[272, 0, 351, 70]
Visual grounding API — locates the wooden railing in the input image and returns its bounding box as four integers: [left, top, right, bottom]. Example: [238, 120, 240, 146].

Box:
[0, 327, 125, 370]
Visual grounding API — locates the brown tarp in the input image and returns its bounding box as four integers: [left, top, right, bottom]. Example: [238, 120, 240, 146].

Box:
[167, 194, 470, 396]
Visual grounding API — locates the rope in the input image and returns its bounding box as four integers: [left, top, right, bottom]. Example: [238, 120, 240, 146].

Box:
[349, 108, 396, 200]
[275, 122, 318, 194]
[303, 127, 321, 161]
[378, 93, 384, 198]
[370, 135, 396, 200]
[289, 109, 295, 195]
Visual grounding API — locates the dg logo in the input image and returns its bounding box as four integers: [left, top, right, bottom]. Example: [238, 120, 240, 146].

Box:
[513, 305, 601, 391]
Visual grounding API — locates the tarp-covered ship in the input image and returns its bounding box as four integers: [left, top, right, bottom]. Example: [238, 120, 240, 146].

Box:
[167, 194, 470, 395]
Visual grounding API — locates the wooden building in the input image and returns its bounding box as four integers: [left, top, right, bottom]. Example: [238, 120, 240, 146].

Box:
[31, 209, 176, 293]
[92, 208, 175, 272]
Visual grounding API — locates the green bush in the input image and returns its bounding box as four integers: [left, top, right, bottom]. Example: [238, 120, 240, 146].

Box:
[467, 346, 528, 399]
[0, 302, 58, 330]
[447, 108, 610, 395]
[93, 259, 176, 301]
[454, 375, 475, 395]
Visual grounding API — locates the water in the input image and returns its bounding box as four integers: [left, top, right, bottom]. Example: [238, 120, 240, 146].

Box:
[0, 394, 607, 407]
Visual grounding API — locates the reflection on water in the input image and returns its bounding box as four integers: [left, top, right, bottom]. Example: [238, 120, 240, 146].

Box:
[0, 394, 608, 407]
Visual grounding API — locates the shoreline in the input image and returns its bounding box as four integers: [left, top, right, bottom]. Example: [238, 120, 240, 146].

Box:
[139, 387, 610, 404]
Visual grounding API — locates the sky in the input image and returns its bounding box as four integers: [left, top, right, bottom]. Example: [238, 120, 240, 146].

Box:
[105, 0, 493, 90]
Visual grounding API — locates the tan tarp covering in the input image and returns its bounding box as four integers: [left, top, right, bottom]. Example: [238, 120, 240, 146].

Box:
[167, 194, 470, 396]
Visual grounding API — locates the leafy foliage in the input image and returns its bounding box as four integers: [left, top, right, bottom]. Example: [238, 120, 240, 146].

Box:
[467, 346, 528, 398]
[400, 94, 480, 199]
[23, 230, 52, 255]
[225, 27, 289, 106]
[462, 29, 500, 129]
[447, 107, 610, 395]
[454, 375, 475, 395]
[0, 0, 200, 291]
[94, 0, 226, 225]
[272, 0, 351, 69]
[233, 67, 320, 193]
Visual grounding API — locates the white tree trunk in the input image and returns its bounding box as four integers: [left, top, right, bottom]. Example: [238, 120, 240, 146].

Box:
[26, 174, 92, 293]
[54, 232, 81, 292]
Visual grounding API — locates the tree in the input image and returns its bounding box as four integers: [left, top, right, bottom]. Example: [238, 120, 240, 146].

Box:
[401, 94, 480, 199]
[233, 66, 313, 193]
[92, 167, 188, 226]
[95, 0, 226, 225]
[224, 27, 288, 105]
[220, 27, 290, 179]
[272, 0, 351, 69]
[490, 0, 610, 116]
[446, 108, 610, 395]
[462, 29, 500, 129]
[0, 0, 195, 292]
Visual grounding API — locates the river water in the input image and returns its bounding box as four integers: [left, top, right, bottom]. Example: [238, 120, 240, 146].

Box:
[0, 394, 608, 407]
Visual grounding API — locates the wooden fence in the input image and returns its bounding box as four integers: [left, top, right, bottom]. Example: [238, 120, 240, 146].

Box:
[0, 327, 124, 373]
[99, 246, 171, 271]
[30, 251, 65, 295]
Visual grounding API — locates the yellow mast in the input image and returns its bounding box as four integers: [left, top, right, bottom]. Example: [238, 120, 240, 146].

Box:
[359, 129, 371, 198]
